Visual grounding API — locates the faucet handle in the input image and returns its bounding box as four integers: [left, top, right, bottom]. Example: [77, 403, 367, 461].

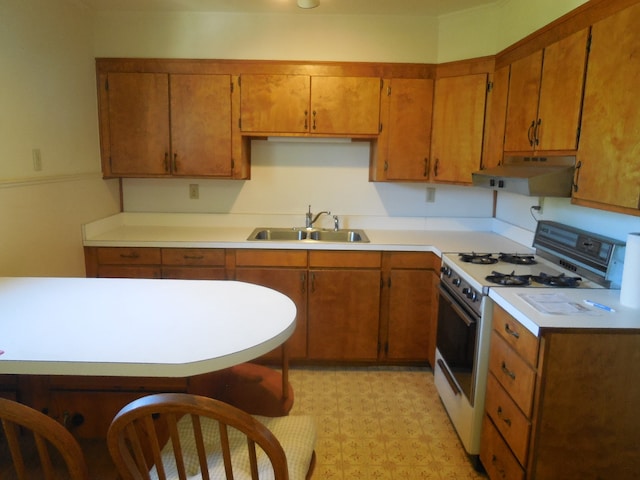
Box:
[333, 215, 340, 231]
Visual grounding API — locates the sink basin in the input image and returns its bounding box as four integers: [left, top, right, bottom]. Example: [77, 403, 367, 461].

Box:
[249, 228, 307, 241]
[308, 229, 369, 243]
[248, 227, 369, 243]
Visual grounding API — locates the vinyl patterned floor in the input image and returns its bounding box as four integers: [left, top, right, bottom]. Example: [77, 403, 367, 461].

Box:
[288, 366, 487, 480]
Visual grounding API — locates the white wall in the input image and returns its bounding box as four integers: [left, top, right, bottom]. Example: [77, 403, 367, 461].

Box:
[0, 0, 120, 276]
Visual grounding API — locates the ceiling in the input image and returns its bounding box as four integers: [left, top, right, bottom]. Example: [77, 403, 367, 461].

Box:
[77, 0, 497, 16]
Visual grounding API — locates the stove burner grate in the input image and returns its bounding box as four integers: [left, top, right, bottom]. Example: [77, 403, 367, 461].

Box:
[499, 253, 537, 265]
[459, 253, 498, 265]
[531, 272, 582, 287]
[486, 271, 531, 286]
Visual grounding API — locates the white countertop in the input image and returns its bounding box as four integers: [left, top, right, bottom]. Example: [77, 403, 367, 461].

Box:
[489, 287, 640, 336]
[82, 213, 533, 255]
[0, 277, 296, 377]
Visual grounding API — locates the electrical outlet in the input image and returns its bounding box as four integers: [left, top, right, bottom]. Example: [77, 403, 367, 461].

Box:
[189, 184, 199, 200]
[426, 187, 436, 203]
[32, 148, 42, 171]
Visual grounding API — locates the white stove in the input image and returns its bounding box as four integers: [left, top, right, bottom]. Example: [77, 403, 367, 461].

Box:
[433, 222, 626, 468]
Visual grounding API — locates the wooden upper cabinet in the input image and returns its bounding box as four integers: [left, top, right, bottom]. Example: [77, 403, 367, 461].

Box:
[503, 28, 590, 153]
[371, 78, 434, 181]
[100, 72, 233, 178]
[311, 76, 381, 135]
[430, 73, 488, 184]
[105, 73, 171, 176]
[482, 65, 510, 169]
[574, 2, 640, 215]
[239, 74, 381, 136]
[170, 74, 232, 177]
[239, 74, 310, 133]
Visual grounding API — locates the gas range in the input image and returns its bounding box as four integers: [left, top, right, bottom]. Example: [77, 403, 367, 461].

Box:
[434, 221, 626, 463]
[441, 221, 626, 311]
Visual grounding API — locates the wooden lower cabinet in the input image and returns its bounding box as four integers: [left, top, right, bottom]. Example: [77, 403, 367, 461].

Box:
[380, 252, 438, 364]
[481, 303, 640, 479]
[234, 249, 308, 361]
[85, 246, 439, 365]
[307, 251, 382, 361]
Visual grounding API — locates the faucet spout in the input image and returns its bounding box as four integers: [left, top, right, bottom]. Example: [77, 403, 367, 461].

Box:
[305, 205, 331, 228]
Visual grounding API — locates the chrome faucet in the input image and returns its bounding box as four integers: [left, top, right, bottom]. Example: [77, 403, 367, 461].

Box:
[333, 215, 340, 231]
[305, 205, 331, 229]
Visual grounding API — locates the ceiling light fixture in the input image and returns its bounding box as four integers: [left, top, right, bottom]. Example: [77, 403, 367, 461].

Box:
[297, 0, 319, 9]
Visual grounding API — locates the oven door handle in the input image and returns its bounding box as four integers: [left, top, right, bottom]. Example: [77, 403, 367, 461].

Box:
[438, 284, 478, 327]
[437, 359, 462, 396]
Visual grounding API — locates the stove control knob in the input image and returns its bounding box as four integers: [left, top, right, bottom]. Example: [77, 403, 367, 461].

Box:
[452, 277, 461, 287]
[440, 266, 451, 277]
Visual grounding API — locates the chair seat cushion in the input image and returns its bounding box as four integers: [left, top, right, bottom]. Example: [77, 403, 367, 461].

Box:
[151, 414, 316, 480]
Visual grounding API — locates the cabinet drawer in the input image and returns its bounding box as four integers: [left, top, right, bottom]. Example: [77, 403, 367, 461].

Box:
[489, 331, 537, 416]
[97, 265, 161, 279]
[235, 249, 307, 268]
[162, 248, 225, 266]
[485, 372, 531, 465]
[309, 250, 381, 268]
[96, 247, 161, 265]
[480, 414, 525, 480]
[493, 304, 539, 367]
[162, 266, 226, 280]
[382, 251, 438, 269]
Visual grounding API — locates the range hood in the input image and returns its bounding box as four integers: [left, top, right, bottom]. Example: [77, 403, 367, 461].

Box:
[472, 155, 576, 197]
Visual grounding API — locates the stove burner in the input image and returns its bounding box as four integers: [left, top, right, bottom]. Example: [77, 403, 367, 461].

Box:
[459, 253, 498, 265]
[531, 272, 582, 287]
[499, 253, 537, 265]
[486, 271, 531, 286]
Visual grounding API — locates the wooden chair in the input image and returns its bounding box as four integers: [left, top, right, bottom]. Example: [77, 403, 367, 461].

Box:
[0, 396, 90, 480]
[107, 392, 316, 480]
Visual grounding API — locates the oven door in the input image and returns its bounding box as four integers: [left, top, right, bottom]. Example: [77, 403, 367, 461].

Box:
[436, 282, 479, 404]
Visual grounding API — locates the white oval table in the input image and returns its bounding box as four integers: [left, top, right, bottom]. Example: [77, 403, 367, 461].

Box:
[0, 277, 296, 377]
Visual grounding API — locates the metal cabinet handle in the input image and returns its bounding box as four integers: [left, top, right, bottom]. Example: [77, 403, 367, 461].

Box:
[504, 323, 520, 339]
[434, 158, 439, 177]
[527, 120, 536, 147]
[301, 272, 307, 294]
[304, 110, 308, 130]
[423, 157, 430, 177]
[164, 152, 170, 172]
[573, 160, 582, 192]
[120, 252, 140, 259]
[534, 118, 542, 146]
[497, 406, 512, 426]
[501, 361, 516, 380]
[173, 153, 178, 172]
[312, 110, 317, 130]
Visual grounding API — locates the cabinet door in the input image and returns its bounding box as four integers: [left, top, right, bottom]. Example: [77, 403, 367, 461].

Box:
[536, 28, 589, 151]
[503, 51, 543, 153]
[239, 74, 310, 133]
[574, 3, 640, 213]
[384, 78, 434, 180]
[308, 269, 381, 360]
[235, 268, 308, 360]
[430, 74, 488, 184]
[170, 74, 232, 177]
[483, 65, 510, 169]
[106, 73, 170, 175]
[504, 29, 589, 153]
[311, 76, 381, 135]
[386, 268, 433, 361]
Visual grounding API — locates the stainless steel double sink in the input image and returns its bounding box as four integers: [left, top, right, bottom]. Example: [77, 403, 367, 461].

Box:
[248, 227, 369, 243]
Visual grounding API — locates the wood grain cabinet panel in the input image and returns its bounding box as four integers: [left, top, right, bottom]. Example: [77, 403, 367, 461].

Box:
[239, 74, 381, 136]
[380, 252, 438, 363]
[161, 248, 227, 280]
[234, 249, 309, 362]
[574, 2, 640, 215]
[371, 78, 434, 181]
[99, 71, 234, 178]
[430, 73, 488, 184]
[503, 29, 589, 153]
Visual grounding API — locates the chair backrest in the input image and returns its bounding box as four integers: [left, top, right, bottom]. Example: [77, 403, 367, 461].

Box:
[107, 392, 303, 480]
[0, 396, 90, 480]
